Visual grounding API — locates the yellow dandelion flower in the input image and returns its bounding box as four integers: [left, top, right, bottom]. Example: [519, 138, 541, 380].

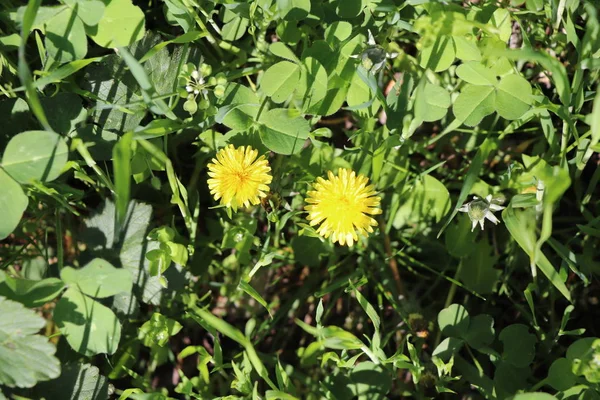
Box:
[207, 145, 272, 210]
[305, 168, 381, 246]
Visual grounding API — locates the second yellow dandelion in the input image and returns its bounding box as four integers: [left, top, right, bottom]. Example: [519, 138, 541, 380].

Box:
[305, 168, 381, 246]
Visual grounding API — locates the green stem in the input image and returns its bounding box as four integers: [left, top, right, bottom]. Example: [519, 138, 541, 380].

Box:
[56, 209, 64, 271]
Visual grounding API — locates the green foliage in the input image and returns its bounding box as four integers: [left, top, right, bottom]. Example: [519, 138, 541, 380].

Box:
[1, 0, 600, 398]
[0, 297, 60, 388]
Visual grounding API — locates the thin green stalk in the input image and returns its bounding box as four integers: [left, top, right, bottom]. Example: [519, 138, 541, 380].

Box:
[56, 209, 64, 271]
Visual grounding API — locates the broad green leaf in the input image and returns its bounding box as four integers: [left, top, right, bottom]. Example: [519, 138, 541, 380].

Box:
[336, 0, 363, 18]
[310, 74, 350, 116]
[218, 83, 260, 130]
[453, 84, 496, 126]
[0, 296, 60, 388]
[494, 361, 530, 399]
[1, 130, 68, 184]
[453, 35, 481, 61]
[45, 6, 87, 62]
[495, 74, 533, 120]
[456, 62, 497, 86]
[324, 21, 352, 45]
[261, 61, 301, 103]
[297, 57, 328, 112]
[499, 324, 536, 367]
[502, 206, 572, 301]
[418, 35, 456, 72]
[547, 358, 577, 391]
[40, 92, 86, 134]
[438, 304, 470, 337]
[221, 16, 248, 41]
[54, 288, 121, 356]
[60, 258, 133, 298]
[463, 314, 495, 349]
[490, 48, 570, 106]
[0, 169, 28, 240]
[269, 42, 300, 63]
[414, 81, 451, 122]
[490, 8, 512, 42]
[277, 0, 310, 20]
[63, 0, 105, 26]
[385, 74, 414, 130]
[348, 361, 392, 397]
[259, 108, 310, 155]
[87, 0, 145, 48]
[0, 273, 64, 308]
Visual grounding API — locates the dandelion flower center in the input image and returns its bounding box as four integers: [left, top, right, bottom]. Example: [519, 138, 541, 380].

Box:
[207, 145, 272, 210]
[305, 168, 381, 246]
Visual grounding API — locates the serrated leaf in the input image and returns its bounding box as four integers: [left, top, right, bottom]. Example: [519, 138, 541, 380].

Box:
[54, 288, 121, 356]
[61, 258, 132, 298]
[0, 296, 60, 388]
[82, 200, 167, 305]
[37, 363, 109, 400]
